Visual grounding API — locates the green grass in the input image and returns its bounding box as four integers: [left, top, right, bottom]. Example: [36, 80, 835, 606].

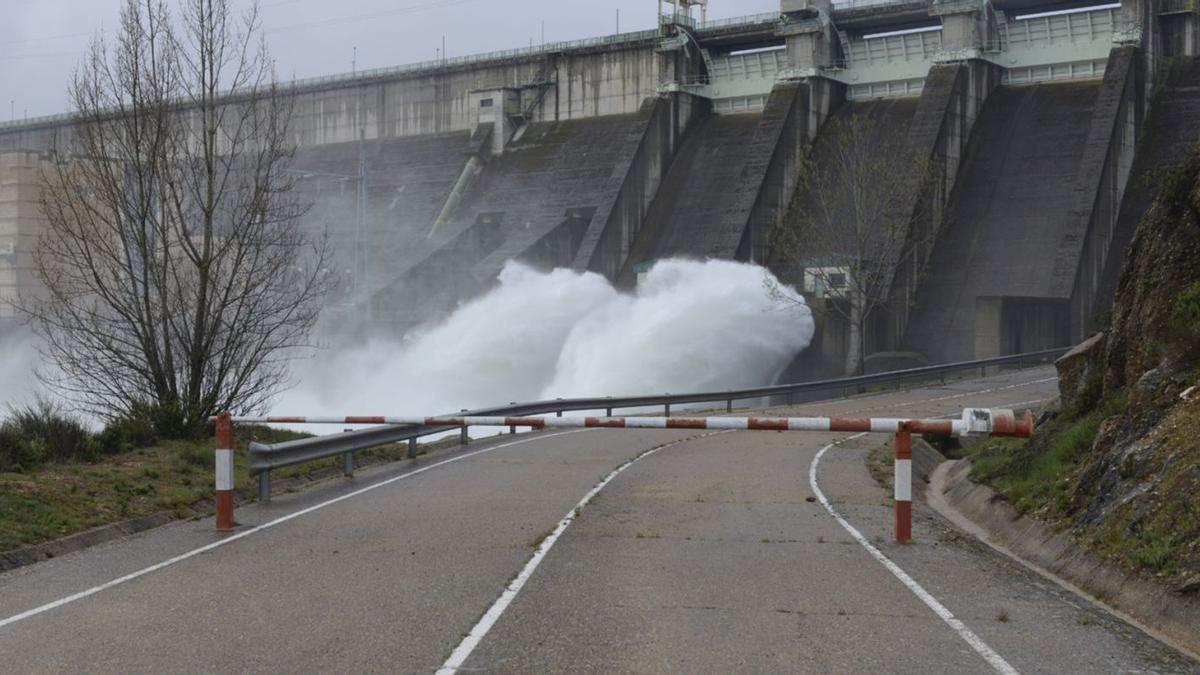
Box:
[969, 394, 1118, 518]
[970, 412, 1103, 516]
[0, 424, 432, 553]
[967, 388, 1200, 579]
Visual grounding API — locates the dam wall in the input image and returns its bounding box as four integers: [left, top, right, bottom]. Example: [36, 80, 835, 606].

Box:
[903, 81, 1104, 362]
[2, 0, 1198, 367]
[573, 93, 702, 280]
[1090, 54, 1200, 333]
[369, 102, 677, 330]
[0, 39, 666, 154]
[1060, 46, 1144, 347]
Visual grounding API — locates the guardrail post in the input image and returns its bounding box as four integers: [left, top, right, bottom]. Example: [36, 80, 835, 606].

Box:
[460, 409, 469, 446]
[509, 403, 517, 434]
[726, 398, 733, 413]
[894, 422, 913, 543]
[606, 396, 612, 417]
[407, 437, 417, 459]
[259, 471, 271, 503]
[215, 412, 236, 531]
[664, 401, 671, 417]
[343, 428, 355, 477]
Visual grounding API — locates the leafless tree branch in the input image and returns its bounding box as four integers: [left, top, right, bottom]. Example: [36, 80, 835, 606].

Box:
[20, 0, 333, 431]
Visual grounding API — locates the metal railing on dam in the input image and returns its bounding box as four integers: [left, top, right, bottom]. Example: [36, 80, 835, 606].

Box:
[237, 347, 1066, 499]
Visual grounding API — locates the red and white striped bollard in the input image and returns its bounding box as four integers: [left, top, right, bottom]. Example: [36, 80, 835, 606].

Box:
[894, 421, 914, 543]
[215, 412, 236, 531]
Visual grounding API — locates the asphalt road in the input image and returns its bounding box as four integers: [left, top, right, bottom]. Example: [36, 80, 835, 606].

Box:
[0, 367, 1194, 673]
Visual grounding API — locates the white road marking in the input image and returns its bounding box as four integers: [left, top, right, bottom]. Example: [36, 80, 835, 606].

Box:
[0, 374, 1062, 645]
[0, 430, 591, 631]
[836, 377, 1058, 416]
[809, 435, 1020, 675]
[437, 432, 723, 674]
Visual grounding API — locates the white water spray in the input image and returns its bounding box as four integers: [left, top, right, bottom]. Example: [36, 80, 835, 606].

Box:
[281, 258, 814, 416]
[0, 329, 44, 410]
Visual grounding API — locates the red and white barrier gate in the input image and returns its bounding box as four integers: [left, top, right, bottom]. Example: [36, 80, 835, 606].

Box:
[216, 408, 1032, 541]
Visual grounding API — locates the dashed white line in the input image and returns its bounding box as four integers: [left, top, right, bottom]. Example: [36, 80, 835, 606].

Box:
[809, 436, 1020, 675]
[436, 432, 724, 674]
[0, 430, 591, 631]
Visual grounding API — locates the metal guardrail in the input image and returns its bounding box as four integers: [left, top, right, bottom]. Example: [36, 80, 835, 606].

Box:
[245, 347, 1066, 498]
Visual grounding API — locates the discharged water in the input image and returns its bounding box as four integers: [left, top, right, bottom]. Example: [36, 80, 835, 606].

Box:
[280, 258, 816, 418]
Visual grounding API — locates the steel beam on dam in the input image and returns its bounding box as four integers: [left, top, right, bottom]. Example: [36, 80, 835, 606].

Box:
[1, 0, 1198, 368]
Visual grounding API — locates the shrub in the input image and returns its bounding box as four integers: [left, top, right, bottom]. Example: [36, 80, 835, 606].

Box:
[0, 426, 46, 473]
[125, 399, 201, 441]
[0, 398, 93, 471]
[94, 410, 158, 456]
[1169, 282, 1200, 360]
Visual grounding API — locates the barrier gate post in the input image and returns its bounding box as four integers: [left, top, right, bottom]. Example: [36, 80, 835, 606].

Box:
[215, 412, 236, 531]
[894, 422, 913, 543]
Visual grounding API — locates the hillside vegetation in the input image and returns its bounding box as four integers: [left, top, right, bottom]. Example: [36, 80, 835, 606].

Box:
[0, 406, 420, 553]
[969, 145, 1200, 592]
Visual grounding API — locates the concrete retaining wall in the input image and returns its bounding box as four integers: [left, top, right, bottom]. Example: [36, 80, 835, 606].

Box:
[933, 457, 1200, 658]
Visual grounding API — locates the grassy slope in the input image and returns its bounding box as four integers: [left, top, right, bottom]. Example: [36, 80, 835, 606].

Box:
[956, 143, 1200, 586]
[0, 427, 418, 552]
[964, 396, 1200, 580]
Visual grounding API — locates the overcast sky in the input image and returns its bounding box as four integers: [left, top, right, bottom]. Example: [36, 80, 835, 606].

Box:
[1, 0, 781, 121]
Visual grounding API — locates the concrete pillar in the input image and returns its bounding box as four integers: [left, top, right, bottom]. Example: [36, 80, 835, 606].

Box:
[1116, 0, 1162, 87]
[0, 152, 49, 320]
[930, 0, 990, 58]
[974, 297, 1003, 359]
[779, 0, 839, 72]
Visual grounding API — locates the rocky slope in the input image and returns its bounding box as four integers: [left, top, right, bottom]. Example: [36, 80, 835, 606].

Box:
[1053, 144, 1200, 592]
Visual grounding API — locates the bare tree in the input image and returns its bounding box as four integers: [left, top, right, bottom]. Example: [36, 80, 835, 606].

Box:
[770, 113, 929, 375]
[22, 0, 332, 432]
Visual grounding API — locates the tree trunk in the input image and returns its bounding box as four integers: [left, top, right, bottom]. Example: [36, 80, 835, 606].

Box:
[844, 293, 864, 376]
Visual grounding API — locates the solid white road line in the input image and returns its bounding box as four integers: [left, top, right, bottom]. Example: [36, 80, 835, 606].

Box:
[0, 429, 591, 631]
[436, 432, 723, 674]
[809, 435, 1020, 675]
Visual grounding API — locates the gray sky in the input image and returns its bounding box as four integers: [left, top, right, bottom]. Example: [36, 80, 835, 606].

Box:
[1, 0, 781, 121]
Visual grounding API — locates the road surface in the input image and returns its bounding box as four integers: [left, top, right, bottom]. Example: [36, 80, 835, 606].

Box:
[0, 367, 1194, 673]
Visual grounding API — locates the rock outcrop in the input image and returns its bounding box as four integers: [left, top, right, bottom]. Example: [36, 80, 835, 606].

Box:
[1052, 144, 1200, 586]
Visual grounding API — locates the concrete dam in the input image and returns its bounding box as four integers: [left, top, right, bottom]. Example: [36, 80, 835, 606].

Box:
[2, 0, 1198, 373]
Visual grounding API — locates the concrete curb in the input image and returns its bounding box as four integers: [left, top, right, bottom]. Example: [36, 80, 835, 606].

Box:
[0, 511, 175, 573]
[929, 457, 1200, 662]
